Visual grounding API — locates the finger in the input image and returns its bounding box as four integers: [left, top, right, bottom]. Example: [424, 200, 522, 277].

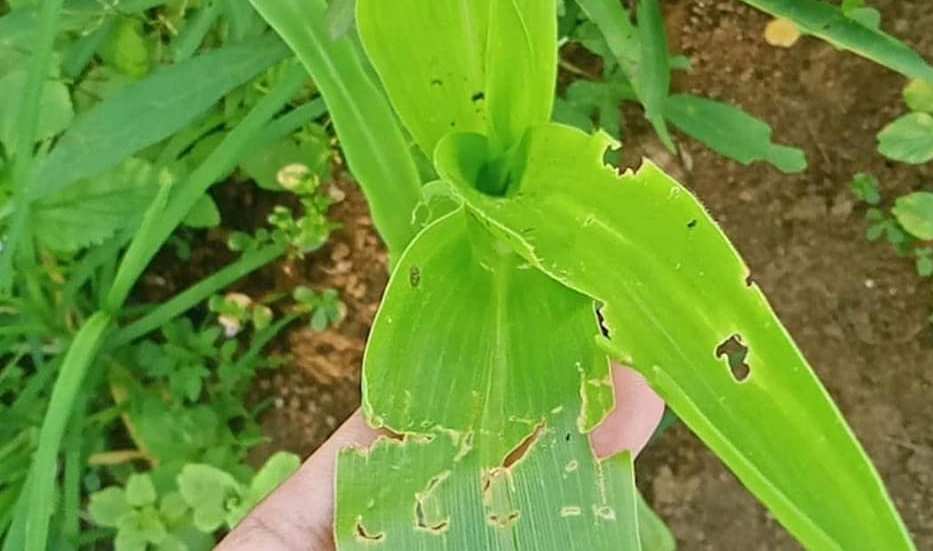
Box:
[217, 410, 378, 551]
[589, 363, 666, 459]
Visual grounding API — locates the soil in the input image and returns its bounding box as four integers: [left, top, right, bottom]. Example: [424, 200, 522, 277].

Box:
[183, 1, 933, 548]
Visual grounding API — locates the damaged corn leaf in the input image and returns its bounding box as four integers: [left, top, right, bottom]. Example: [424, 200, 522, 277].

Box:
[356, 0, 490, 157]
[435, 124, 914, 551]
[337, 210, 638, 550]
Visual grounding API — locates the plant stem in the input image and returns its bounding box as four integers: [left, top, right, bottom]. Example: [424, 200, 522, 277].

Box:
[110, 243, 286, 347]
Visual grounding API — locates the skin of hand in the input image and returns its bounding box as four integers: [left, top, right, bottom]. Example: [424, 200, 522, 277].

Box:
[218, 364, 665, 551]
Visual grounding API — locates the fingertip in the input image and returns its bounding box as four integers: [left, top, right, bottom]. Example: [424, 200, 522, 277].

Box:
[589, 363, 666, 459]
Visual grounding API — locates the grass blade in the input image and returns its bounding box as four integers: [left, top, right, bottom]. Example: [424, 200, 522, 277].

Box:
[104, 62, 307, 312]
[111, 243, 286, 347]
[29, 34, 290, 201]
[636, 0, 675, 151]
[20, 312, 112, 551]
[739, 0, 933, 81]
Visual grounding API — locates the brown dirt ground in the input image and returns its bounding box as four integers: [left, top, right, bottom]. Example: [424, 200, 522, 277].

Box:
[210, 1, 933, 549]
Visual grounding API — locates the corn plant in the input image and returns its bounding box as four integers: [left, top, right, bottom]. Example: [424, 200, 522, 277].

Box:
[245, 0, 933, 549]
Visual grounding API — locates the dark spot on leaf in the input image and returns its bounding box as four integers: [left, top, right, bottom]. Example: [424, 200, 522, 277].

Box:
[431, 79, 443, 87]
[502, 424, 543, 469]
[471, 91, 485, 103]
[415, 481, 449, 533]
[716, 334, 751, 382]
[488, 512, 521, 528]
[409, 266, 421, 288]
[565, 433, 572, 442]
[687, 219, 698, 229]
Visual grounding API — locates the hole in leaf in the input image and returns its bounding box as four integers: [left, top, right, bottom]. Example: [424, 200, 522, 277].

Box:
[355, 520, 385, 543]
[716, 334, 751, 382]
[414, 474, 450, 535]
[487, 512, 521, 528]
[502, 424, 543, 469]
[596, 305, 610, 338]
[409, 266, 421, 288]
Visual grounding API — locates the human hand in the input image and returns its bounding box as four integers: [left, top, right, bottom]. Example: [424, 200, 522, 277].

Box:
[218, 364, 665, 551]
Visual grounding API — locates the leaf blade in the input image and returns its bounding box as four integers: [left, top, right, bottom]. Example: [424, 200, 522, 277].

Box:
[356, 0, 490, 157]
[739, 0, 933, 81]
[436, 124, 914, 551]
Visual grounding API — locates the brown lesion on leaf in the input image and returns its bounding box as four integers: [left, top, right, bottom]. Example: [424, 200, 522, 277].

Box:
[355, 518, 386, 544]
[414, 472, 451, 535]
[487, 511, 521, 529]
[501, 423, 544, 470]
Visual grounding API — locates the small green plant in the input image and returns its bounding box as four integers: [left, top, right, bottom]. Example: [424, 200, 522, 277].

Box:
[88, 453, 299, 551]
[851, 79, 933, 285]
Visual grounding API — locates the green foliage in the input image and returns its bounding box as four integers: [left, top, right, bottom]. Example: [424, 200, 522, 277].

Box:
[878, 112, 933, 164]
[739, 0, 933, 82]
[855, 79, 933, 287]
[267, 0, 918, 549]
[438, 125, 912, 549]
[293, 287, 345, 332]
[569, 0, 807, 172]
[87, 453, 299, 549]
[249, 0, 423, 259]
[32, 158, 171, 252]
[893, 192, 933, 241]
[0, 3, 338, 550]
[904, 79, 933, 113]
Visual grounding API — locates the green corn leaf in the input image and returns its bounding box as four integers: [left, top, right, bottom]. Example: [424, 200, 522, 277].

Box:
[249, 0, 423, 257]
[30, 34, 290, 201]
[738, 0, 933, 82]
[877, 112, 933, 164]
[356, 0, 490, 157]
[326, 0, 357, 40]
[664, 94, 807, 173]
[892, 192, 933, 241]
[637, 492, 675, 551]
[435, 123, 913, 550]
[636, 0, 675, 152]
[338, 210, 640, 550]
[485, 0, 557, 154]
